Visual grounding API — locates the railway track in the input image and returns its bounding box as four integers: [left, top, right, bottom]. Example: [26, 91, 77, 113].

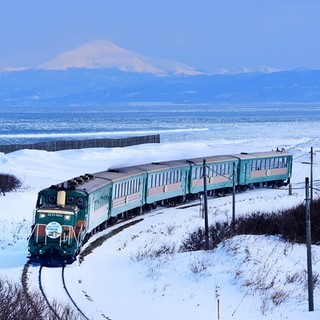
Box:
[22, 218, 144, 319]
[39, 265, 89, 320]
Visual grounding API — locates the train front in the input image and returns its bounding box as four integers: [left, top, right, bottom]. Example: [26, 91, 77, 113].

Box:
[28, 188, 86, 266]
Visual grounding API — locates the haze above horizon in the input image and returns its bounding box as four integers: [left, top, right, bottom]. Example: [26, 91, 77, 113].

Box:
[1, 0, 320, 74]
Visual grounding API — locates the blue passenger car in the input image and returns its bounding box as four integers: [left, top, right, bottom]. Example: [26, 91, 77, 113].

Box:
[236, 151, 292, 187]
[138, 161, 190, 206]
[187, 155, 239, 194]
[101, 168, 147, 218]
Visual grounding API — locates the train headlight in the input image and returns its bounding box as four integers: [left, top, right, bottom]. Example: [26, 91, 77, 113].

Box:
[40, 213, 46, 219]
[65, 215, 71, 221]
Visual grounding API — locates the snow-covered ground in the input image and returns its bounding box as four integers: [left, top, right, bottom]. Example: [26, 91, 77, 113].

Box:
[1, 138, 320, 319]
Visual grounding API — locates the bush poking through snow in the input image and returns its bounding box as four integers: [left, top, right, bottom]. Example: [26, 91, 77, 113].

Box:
[180, 197, 320, 252]
[189, 256, 210, 276]
[130, 244, 176, 262]
[0, 278, 82, 320]
[0, 173, 22, 195]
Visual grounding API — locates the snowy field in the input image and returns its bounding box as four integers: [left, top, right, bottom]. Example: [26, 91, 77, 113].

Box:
[1, 137, 320, 319]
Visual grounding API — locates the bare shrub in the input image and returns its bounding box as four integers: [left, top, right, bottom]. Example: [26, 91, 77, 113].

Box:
[181, 197, 320, 252]
[189, 257, 210, 276]
[131, 244, 176, 262]
[0, 173, 22, 195]
[271, 290, 290, 306]
[0, 277, 82, 320]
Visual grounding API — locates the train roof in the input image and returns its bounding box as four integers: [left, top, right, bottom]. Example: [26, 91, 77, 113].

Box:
[232, 150, 292, 160]
[54, 150, 292, 194]
[184, 154, 239, 165]
[135, 160, 190, 172]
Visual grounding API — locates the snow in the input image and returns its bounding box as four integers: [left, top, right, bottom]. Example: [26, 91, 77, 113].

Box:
[1, 139, 320, 319]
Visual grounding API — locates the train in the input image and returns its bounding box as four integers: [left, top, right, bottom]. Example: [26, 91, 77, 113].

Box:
[28, 150, 292, 266]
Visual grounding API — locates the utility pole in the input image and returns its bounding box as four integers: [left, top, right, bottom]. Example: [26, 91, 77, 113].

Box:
[305, 177, 314, 312]
[203, 159, 209, 250]
[232, 162, 236, 228]
[310, 147, 314, 202]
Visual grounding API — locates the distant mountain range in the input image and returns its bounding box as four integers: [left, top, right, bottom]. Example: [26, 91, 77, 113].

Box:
[1, 40, 320, 106]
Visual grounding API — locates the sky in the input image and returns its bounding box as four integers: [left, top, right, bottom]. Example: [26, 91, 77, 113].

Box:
[1, 0, 320, 73]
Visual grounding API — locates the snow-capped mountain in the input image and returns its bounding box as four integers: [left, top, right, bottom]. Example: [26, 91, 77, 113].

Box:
[37, 39, 202, 76]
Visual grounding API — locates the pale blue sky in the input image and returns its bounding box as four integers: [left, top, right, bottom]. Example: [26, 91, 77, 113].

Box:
[1, 0, 320, 72]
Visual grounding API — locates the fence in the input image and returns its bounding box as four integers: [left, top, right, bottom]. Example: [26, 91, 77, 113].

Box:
[0, 135, 160, 154]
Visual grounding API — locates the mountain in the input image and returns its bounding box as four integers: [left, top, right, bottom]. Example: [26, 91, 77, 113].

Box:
[37, 39, 202, 76]
[1, 39, 320, 106]
[1, 68, 320, 107]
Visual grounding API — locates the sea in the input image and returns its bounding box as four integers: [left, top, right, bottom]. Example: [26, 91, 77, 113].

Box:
[1, 104, 320, 147]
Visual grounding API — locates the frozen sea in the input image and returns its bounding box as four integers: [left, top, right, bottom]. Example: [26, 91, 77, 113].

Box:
[1, 104, 320, 145]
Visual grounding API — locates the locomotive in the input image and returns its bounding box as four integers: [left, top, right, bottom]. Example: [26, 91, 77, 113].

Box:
[28, 150, 292, 266]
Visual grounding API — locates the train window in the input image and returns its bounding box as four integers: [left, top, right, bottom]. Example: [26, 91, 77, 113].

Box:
[115, 184, 119, 198]
[266, 159, 270, 170]
[159, 173, 163, 186]
[37, 194, 46, 207]
[118, 183, 122, 198]
[269, 159, 274, 169]
[279, 158, 283, 168]
[192, 168, 197, 179]
[255, 159, 261, 170]
[222, 164, 227, 175]
[122, 182, 125, 197]
[121, 182, 125, 197]
[207, 166, 212, 178]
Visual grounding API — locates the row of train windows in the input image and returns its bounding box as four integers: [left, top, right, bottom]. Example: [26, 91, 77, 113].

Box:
[150, 170, 182, 188]
[250, 157, 288, 171]
[114, 178, 141, 199]
[192, 163, 230, 179]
